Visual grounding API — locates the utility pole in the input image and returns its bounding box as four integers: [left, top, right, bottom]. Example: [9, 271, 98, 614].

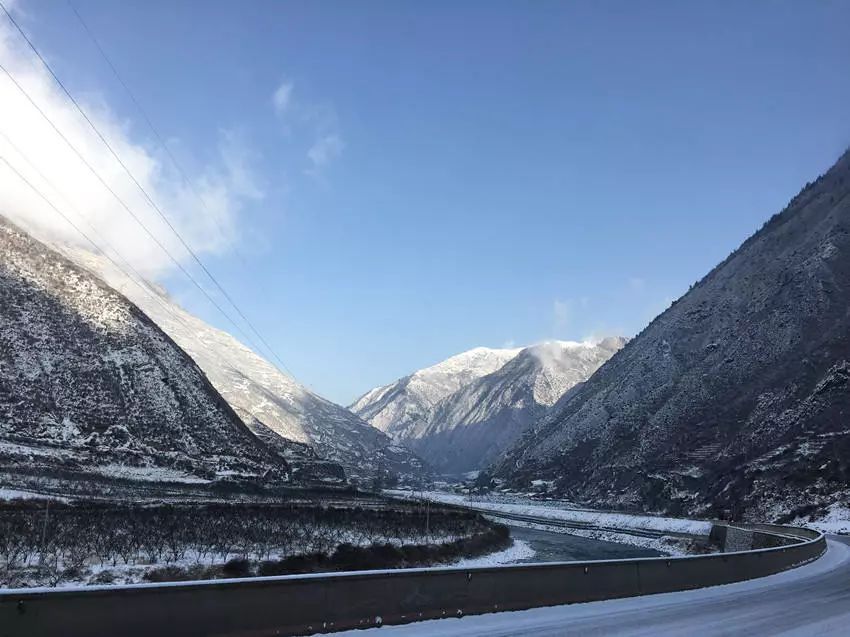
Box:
[39, 499, 49, 566]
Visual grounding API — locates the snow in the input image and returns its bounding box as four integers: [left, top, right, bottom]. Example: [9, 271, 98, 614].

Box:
[450, 540, 535, 568]
[327, 539, 847, 637]
[801, 502, 850, 535]
[94, 464, 211, 484]
[386, 491, 713, 536]
[0, 488, 70, 502]
[351, 346, 522, 439]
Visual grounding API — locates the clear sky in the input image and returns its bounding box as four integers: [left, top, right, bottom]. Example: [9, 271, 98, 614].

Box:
[5, 0, 850, 405]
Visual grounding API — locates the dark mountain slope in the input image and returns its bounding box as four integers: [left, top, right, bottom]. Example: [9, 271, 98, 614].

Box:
[495, 149, 850, 521]
[0, 216, 287, 495]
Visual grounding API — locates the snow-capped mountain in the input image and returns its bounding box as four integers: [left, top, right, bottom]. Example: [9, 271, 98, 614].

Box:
[63, 246, 425, 486]
[0, 216, 288, 495]
[352, 339, 625, 473]
[494, 149, 850, 522]
[350, 346, 522, 442]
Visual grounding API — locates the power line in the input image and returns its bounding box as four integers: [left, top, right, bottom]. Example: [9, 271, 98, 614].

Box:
[0, 0, 296, 380]
[0, 153, 189, 332]
[65, 0, 249, 268]
[0, 129, 192, 330]
[0, 59, 266, 361]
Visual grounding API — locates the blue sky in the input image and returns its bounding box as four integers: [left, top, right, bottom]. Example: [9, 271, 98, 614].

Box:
[7, 0, 850, 404]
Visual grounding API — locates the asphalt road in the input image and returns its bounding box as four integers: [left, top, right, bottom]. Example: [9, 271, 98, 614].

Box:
[334, 536, 850, 636]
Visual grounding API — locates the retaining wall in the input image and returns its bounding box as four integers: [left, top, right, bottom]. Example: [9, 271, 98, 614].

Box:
[0, 523, 827, 637]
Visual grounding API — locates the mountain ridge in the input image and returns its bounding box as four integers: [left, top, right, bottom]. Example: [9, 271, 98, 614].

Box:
[0, 214, 289, 495]
[353, 338, 626, 473]
[61, 245, 426, 486]
[493, 148, 850, 521]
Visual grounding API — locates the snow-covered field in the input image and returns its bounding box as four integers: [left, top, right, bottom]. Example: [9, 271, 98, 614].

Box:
[386, 491, 713, 535]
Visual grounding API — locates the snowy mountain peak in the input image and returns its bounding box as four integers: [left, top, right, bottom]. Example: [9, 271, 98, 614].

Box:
[352, 337, 626, 472]
[408, 346, 523, 402]
[350, 345, 521, 439]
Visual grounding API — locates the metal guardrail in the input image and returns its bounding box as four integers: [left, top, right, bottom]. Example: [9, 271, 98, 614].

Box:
[0, 522, 827, 637]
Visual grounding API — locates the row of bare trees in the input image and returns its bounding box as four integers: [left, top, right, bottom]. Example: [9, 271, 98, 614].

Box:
[0, 501, 488, 583]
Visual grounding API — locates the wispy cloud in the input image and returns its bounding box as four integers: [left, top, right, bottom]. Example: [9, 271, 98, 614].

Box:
[272, 81, 293, 115]
[269, 78, 344, 177]
[0, 10, 261, 277]
[307, 134, 344, 171]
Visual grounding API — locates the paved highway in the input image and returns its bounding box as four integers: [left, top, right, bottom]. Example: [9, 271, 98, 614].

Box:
[334, 536, 850, 636]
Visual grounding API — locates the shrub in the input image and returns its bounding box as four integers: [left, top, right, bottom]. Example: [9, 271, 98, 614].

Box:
[221, 558, 252, 577]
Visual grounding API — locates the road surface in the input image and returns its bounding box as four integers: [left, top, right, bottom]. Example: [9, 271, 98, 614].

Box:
[333, 536, 850, 636]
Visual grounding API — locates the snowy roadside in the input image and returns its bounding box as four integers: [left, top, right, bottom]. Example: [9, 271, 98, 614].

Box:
[793, 502, 850, 535]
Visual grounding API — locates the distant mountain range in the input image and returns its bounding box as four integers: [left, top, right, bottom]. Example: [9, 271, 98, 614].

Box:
[494, 149, 850, 522]
[352, 339, 625, 474]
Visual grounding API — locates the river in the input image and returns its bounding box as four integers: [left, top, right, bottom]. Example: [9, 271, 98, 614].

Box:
[506, 523, 662, 563]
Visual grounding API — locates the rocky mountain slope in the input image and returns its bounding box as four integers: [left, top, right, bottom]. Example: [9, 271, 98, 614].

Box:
[351, 347, 522, 442]
[65, 247, 424, 486]
[494, 149, 850, 522]
[353, 339, 625, 474]
[415, 339, 626, 473]
[0, 216, 288, 496]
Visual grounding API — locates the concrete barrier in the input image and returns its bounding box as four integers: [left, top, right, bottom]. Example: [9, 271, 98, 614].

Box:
[0, 523, 826, 637]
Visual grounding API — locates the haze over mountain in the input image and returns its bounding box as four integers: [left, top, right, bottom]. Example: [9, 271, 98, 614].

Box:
[0, 216, 288, 495]
[353, 339, 625, 474]
[494, 149, 850, 522]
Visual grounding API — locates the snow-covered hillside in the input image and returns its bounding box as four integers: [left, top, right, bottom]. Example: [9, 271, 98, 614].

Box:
[353, 339, 625, 473]
[351, 347, 522, 441]
[0, 216, 288, 494]
[494, 148, 850, 522]
[62, 246, 425, 485]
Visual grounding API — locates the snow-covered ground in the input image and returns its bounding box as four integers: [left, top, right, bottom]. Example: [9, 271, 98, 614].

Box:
[797, 502, 850, 535]
[450, 540, 535, 568]
[0, 488, 70, 502]
[385, 491, 712, 538]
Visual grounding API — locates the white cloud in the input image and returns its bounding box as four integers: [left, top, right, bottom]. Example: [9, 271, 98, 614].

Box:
[307, 134, 344, 170]
[272, 81, 293, 115]
[0, 15, 261, 278]
[269, 78, 344, 177]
